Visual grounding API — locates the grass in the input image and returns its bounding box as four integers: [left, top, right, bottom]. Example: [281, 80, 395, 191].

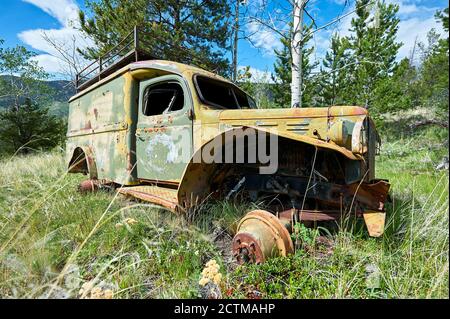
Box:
[0, 121, 448, 299]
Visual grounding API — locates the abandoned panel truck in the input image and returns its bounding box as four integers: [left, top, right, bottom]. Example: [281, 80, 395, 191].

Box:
[66, 30, 390, 264]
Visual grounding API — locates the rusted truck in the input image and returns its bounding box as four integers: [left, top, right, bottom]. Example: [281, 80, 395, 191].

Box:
[66, 29, 390, 264]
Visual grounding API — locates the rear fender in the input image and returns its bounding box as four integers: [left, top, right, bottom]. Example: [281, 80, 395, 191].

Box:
[68, 146, 98, 180]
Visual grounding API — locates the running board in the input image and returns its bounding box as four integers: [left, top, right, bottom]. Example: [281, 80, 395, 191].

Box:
[118, 185, 179, 212]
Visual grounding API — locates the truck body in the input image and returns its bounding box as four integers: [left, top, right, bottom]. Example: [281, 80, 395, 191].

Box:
[67, 57, 390, 263]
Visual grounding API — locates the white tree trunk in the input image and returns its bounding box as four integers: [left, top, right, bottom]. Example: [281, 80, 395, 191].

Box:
[291, 0, 305, 108]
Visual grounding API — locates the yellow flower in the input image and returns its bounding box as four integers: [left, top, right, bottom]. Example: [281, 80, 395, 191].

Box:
[79, 281, 94, 297]
[211, 263, 220, 271]
[199, 277, 210, 286]
[90, 287, 103, 299]
[213, 273, 222, 285]
[206, 259, 217, 267]
[103, 289, 114, 299]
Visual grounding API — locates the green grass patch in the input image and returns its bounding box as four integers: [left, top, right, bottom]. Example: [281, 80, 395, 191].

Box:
[0, 123, 448, 299]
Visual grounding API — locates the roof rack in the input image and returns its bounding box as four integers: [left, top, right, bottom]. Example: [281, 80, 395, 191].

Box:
[75, 26, 158, 92]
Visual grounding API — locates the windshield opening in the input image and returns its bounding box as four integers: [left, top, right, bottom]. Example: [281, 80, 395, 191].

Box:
[194, 75, 256, 109]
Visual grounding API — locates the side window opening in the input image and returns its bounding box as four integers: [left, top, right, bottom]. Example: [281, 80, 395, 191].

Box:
[143, 82, 184, 116]
[194, 75, 256, 110]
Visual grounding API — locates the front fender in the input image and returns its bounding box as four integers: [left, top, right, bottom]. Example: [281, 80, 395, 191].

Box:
[177, 126, 364, 208]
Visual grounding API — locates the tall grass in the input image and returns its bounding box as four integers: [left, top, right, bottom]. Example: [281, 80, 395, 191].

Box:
[0, 124, 448, 299]
[0, 151, 221, 298]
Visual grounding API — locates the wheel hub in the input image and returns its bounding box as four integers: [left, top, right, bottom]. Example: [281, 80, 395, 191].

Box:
[232, 210, 294, 264]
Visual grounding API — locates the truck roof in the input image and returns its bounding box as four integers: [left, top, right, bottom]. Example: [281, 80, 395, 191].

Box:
[73, 27, 231, 100]
[70, 59, 231, 102]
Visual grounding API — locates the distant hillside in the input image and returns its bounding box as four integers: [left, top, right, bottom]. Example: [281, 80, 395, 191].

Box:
[0, 75, 75, 117]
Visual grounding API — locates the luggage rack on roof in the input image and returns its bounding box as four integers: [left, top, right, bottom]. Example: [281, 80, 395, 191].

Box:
[75, 26, 158, 92]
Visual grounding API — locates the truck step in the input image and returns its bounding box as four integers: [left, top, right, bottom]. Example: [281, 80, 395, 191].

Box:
[118, 185, 179, 212]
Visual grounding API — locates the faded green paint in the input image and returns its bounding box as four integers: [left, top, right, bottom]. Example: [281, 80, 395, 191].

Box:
[66, 74, 135, 184]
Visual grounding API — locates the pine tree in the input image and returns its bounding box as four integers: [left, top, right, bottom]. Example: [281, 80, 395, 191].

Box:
[0, 99, 66, 154]
[271, 24, 317, 108]
[79, 0, 232, 75]
[318, 34, 353, 106]
[372, 57, 418, 113]
[346, 0, 401, 110]
[417, 8, 449, 114]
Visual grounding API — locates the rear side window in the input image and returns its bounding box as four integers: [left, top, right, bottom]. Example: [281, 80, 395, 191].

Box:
[194, 75, 256, 109]
[142, 82, 184, 116]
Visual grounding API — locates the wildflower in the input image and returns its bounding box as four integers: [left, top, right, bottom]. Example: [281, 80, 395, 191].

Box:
[103, 289, 114, 299]
[213, 273, 222, 285]
[206, 259, 217, 267]
[199, 259, 223, 288]
[79, 281, 94, 297]
[90, 287, 103, 299]
[199, 277, 210, 286]
[78, 280, 115, 299]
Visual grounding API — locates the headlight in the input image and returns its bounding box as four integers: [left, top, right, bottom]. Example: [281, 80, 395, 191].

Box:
[329, 120, 350, 147]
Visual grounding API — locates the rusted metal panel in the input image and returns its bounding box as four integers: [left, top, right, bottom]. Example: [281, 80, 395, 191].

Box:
[363, 211, 386, 237]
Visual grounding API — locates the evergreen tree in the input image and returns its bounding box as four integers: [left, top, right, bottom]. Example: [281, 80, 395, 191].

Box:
[79, 0, 232, 75]
[318, 34, 353, 106]
[417, 8, 449, 114]
[237, 66, 276, 109]
[271, 24, 317, 108]
[372, 57, 418, 113]
[346, 0, 401, 111]
[0, 99, 66, 154]
[271, 35, 291, 107]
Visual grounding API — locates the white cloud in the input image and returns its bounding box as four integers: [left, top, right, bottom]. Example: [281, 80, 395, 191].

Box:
[30, 54, 64, 74]
[397, 16, 444, 59]
[398, 3, 419, 15]
[246, 21, 284, 56]
[22, 0, 80, 27]
[18, 0, 93, 77]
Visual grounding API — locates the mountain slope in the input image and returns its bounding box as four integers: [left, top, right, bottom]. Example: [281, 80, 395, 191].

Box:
[0, 75, 75, 117]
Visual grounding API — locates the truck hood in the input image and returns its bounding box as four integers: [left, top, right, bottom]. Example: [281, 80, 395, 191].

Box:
[215, 106, 372, 159]
[218, 106, 368, 121]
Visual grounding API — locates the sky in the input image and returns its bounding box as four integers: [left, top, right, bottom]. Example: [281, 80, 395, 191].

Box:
[0, 0, 447, 80]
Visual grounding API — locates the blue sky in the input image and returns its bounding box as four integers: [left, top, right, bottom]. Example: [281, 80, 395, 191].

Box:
[0, 0, 447, 80]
